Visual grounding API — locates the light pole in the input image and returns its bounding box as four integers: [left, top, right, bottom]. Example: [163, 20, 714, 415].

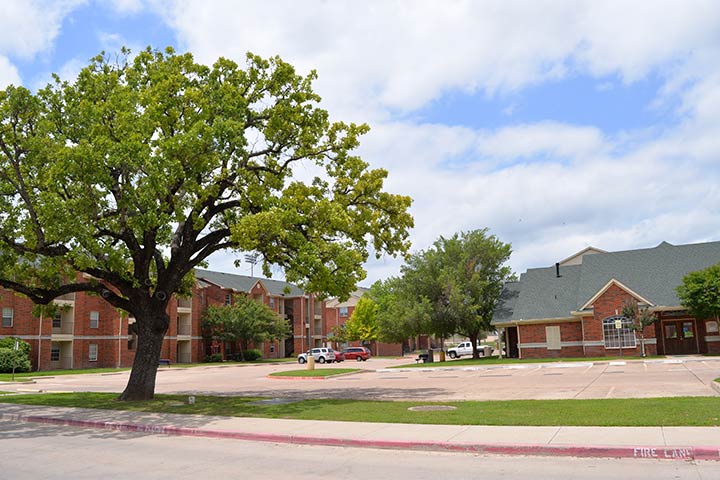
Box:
[244, 253, 259, 276]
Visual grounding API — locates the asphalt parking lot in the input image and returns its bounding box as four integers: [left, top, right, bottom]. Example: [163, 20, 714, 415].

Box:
[5, 356, 720, 401]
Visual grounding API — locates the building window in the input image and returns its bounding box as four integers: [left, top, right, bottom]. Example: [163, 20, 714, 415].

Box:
[225, 293, 232, 305]
[339, 306, 348, 317]
[89, 344, 98, 362]
[53, 312, 62, 328]
[50, 344, 60, 361]
[545, 326, 561, 350]
[90, 311, 99, 329]
[269, 297, 275, 309]
[2, 307, 13, 327]
[602, 315, 636, 349]
[706, 320, 719, 334]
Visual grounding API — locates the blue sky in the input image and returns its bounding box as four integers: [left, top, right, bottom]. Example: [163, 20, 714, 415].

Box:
[1, 0, 719, 284]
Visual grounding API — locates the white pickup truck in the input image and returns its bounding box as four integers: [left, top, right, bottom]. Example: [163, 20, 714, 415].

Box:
[446, 342, 492, 359]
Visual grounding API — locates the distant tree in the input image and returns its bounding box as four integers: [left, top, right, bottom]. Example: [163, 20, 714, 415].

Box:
[370, 276, 431, 346]
[0, 47, 412, 400]
[201, 296, 291, 360]
[621, 299, 657, 357]
[343, 296, 379, 344]
[388, 229, 513, 359]
[677, 264, 720, 322]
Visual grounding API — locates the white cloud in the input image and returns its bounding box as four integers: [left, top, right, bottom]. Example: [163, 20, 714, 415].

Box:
[155, 0, 720, 117]
[0, 1, 84, 59]
[0, 55, 21, 88]
[150, 0, 720, 283]
[109, 0, 144, 15]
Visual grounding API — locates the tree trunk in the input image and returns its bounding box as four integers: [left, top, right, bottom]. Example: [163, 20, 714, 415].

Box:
[118, 306, 169, 401]
[469, 332, 479, 359]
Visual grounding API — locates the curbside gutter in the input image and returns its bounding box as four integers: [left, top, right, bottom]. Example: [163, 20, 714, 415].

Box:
[2, 412, 719, 462]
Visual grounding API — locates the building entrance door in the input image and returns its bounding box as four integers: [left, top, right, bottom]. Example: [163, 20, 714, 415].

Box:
[663, 320, 699, 355]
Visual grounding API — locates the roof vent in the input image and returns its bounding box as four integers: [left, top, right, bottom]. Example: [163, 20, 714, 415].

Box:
[555, 262, 561, 278]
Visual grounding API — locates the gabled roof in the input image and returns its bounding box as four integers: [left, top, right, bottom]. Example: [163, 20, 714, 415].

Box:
[559, 246, 607, 266]
[194, 269, 305, 297]
[492, 240, 720, 325]
[578, 278, 654, 311]
[325, 287, 370, 308]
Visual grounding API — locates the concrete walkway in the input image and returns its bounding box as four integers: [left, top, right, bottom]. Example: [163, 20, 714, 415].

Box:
[1, 402, 719, 462]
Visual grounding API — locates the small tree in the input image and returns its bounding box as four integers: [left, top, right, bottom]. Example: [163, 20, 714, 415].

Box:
[201, 296, 291, 360]
[621, 299, 657, 357]
[677, 264, 720, 323]
[0, 337, 31, 373]
[343, 296, 379, 346]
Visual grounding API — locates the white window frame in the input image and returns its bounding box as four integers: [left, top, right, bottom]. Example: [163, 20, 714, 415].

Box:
[339, 306, 349, 317]
[2, 307, 13, 327]
[225, 293, 232, 305]
[90, 311, 99, 329]
[50, 344, 60, 361]
[89, 344, 98, 362]
[602, 315, 637, 349]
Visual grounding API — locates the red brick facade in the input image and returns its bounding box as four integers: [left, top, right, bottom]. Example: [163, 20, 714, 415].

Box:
[510, 282, 720, 359]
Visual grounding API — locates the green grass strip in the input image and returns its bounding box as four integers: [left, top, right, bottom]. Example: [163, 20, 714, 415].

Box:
[269, 368, 360, 377]
[0, 368, 130, 381]
[2, 393, 720, 426]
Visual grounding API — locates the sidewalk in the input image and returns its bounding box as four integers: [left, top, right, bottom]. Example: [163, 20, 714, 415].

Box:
[2, 402, 719, 461]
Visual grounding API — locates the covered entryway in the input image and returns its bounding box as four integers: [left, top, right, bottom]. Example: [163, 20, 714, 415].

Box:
[505, 327, 519, 358]
[662, 319, 699, 355]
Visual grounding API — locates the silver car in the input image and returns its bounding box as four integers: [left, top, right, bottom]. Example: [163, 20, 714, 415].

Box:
[297, 347, 336, 364]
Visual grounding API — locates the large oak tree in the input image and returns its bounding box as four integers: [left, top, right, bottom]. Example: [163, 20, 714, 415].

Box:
[0, 47, 412, 400]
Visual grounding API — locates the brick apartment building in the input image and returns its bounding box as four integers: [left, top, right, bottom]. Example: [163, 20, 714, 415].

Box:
[492, 241, 720, 359]
[0, 269, 358, 370]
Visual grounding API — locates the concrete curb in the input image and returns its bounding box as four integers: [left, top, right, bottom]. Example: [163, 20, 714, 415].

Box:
[3, 412, 719, 462]
[711, 381, 720, 395]
[267, 370, 365, 381]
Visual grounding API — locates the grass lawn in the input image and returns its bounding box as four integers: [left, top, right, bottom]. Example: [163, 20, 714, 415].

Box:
[0, 367, 130, 381]
[393, 355, 664, 368]
[2, 393, 719, 426]
[269, 368, 360, 377]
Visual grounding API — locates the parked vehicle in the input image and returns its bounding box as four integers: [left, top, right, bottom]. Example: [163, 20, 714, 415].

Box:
[297, 347, 336, 364]
[446, 342, 492, 359]
[342, 346, 371, 361]
[332, 349, 345, 362]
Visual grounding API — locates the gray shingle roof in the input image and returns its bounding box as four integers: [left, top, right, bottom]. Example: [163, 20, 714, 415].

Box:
[194, 269, 305, 297]
[492, 240, 720, 325]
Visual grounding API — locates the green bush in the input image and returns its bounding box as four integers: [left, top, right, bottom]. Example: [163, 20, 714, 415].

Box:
[0, 347, 31, 373]
[0, 337, 30, 355]
[203, 353, 223, 363]
[242, 349, 262, 361]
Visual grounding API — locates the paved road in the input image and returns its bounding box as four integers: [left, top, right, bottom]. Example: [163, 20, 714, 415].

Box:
[6, 357, 720, 401]
[1, 420, 716, 479]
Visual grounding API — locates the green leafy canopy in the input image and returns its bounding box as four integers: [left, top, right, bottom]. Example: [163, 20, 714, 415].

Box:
[0, 47, 413, 312]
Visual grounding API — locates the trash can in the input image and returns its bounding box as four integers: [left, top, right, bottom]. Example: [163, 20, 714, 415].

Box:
[426, 348, 434, 363]
[482, 346, 492, 357]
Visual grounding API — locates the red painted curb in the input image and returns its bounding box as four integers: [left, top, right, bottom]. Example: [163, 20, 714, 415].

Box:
[4, 413, 719, 461]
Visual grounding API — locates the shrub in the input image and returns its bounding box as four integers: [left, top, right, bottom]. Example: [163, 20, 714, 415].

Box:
[0, 347, 31, 373]
[203, 353, 223, 363]
[242, 349, 262, 361]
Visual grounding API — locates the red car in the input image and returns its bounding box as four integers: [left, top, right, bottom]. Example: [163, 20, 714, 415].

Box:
[332, 349, 345, 362]
[342, 346, 371, 361]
